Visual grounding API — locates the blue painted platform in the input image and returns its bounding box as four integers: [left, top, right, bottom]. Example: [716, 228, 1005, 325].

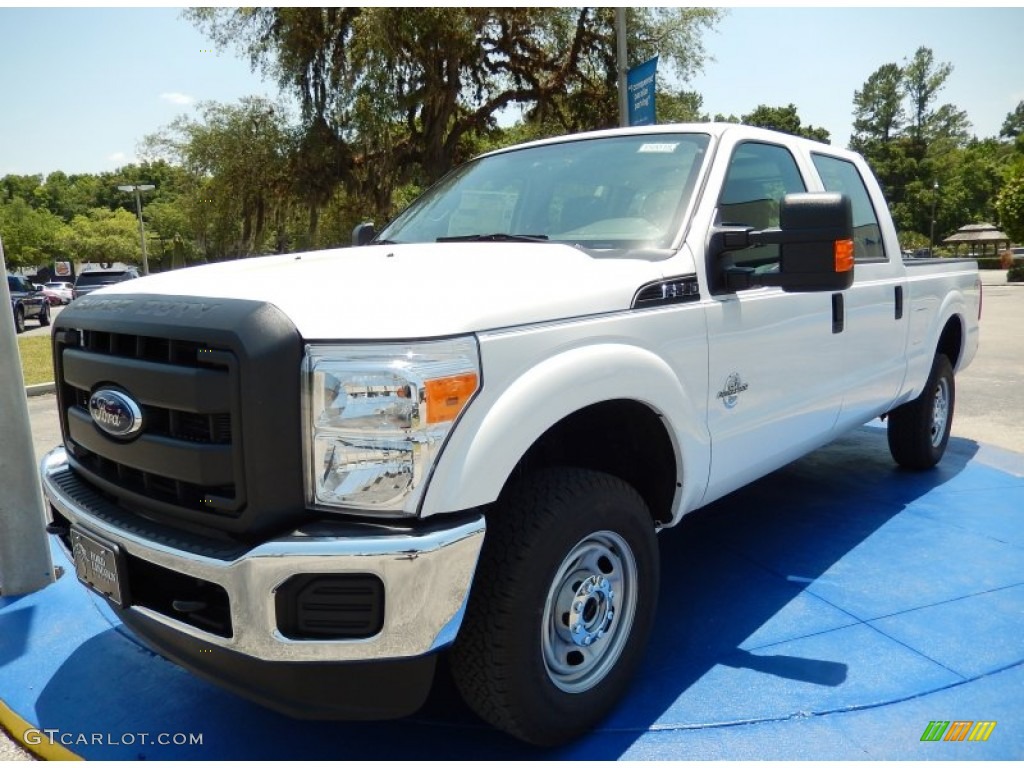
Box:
[2, 425, 1023, 759]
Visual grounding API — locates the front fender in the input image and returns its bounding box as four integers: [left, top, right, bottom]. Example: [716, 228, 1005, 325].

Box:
[420, 336, 710, 523]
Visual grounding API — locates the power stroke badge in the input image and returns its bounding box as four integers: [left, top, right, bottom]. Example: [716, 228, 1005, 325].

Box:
[716, 373, 749, 409]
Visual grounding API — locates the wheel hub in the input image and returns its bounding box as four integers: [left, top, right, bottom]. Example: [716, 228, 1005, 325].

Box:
[567, 574, 615, 647]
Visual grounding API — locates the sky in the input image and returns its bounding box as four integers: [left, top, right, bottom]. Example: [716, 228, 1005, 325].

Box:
[0, 6, 1021, 179]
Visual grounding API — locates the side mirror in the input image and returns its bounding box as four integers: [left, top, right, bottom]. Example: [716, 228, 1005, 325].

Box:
[352, 222, 376, 247]
[710, 192, 854, 293]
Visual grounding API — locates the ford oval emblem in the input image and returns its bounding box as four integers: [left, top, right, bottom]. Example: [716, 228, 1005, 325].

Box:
[89, 389, 144, 440]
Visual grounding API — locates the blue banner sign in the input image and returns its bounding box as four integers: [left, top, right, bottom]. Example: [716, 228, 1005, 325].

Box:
[627, 56, 658, 126]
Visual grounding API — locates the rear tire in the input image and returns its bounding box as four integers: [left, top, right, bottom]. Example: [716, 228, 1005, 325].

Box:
[887, 354, 954, 469]
[39, 302, 50, 327]
[14, 306, 25, 334]
[451, 468, 659, 746]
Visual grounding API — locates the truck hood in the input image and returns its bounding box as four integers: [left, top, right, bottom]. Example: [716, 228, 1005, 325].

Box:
[96, 243, 666, 339]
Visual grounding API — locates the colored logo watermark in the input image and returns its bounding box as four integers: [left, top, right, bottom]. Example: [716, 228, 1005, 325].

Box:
[920, 720, 996, 742]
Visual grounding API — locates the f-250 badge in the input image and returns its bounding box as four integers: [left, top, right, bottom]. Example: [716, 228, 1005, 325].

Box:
[717, 373, 749, 409]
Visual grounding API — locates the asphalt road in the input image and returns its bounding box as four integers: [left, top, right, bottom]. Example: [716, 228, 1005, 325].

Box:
[18, 304, 63, 339]
[2, 270, 1021, 760]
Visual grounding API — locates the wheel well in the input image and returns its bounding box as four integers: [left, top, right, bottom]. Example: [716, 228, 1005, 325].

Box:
[506, 400, 677, 525]
[937, 316, 963, 369]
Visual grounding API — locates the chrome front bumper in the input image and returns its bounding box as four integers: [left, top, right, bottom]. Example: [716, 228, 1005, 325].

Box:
[40, 446, 485, 664]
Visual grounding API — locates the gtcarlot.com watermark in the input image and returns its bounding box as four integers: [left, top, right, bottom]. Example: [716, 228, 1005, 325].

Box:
[24, 729, 203, 748]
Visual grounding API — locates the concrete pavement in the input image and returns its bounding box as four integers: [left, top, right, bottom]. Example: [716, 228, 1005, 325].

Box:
[953, 270, 1024, 454]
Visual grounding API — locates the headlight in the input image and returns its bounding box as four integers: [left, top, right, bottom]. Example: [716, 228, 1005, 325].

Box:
[303, 337, 480, 515]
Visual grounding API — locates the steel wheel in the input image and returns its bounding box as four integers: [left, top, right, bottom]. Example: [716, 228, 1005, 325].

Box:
[542, 531, 638, 693]
[929, 377, 950, 448]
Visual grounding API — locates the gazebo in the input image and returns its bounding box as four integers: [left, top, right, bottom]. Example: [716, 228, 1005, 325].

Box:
[942, 222, 1011, 257]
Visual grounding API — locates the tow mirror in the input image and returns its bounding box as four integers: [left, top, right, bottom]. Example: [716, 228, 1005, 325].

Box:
[352, 222, 377, 247]
[711, 192, 854, 293]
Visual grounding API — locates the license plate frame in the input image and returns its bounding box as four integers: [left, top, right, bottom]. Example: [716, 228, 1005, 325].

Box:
[70, 527, 129, 607]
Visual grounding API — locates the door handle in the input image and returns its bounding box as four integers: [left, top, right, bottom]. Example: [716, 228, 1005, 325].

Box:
[832, 293, 845, 334]
[895, 285, 904, 320]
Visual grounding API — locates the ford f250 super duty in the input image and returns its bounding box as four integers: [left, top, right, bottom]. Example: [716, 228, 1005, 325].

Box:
[41, 124, 980, 746]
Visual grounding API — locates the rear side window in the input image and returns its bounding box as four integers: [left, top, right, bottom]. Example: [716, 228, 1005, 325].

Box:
[812, 154, 887, 263]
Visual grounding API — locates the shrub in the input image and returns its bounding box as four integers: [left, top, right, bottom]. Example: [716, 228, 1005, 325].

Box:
[1008, 263, 1024, 283]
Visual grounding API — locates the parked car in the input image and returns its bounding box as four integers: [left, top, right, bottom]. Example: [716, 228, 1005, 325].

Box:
[7, 273, 50, 332]
[42, 281, 74, 305]
[72, 268, 140, 299]
[1012, 246, 1024, 261]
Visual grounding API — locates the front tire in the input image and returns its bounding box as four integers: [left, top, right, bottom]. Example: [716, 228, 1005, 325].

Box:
[451, 468, 659, 746]
[39, 302, 50, 327]
[14, 306, 25, 334]
[887, 353, 955, 469]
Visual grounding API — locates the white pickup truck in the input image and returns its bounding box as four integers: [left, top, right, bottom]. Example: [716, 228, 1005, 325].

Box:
[41, 123, 980, 746]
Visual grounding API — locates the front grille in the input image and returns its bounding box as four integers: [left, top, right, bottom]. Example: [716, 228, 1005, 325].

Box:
[52, 294, 306, 538]
[58, 331, 243, 519]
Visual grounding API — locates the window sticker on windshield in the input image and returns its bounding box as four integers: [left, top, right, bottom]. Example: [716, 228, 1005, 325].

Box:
[638, 143, 679, 153]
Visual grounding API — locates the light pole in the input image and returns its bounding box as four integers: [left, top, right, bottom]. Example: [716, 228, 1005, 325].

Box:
[929, 180, 939, 254]
[616, 8, 628, 128]
[118, 183, 155, 275]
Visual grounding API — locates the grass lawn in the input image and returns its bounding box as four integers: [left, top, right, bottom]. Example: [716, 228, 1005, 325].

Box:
[16, 336, 55, 386]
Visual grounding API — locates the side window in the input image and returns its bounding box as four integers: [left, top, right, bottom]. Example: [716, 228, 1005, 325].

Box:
[812, 154, 886, 263]
[716, 142, 806, 271]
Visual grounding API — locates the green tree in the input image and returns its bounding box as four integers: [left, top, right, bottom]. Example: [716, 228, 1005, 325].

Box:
[995, 171, 1024, 243]
[850, 62, 905, 153]
[1000, 100, 1024, 141]
[186, 7, 722, 235]
[58, 208, 147, 266]
[1, 174, 44, 206]
[656, 89, 704, 124]
[737, 103, 830, 143]
[143, 97, 294, 259]
[38, 171, 106, 221]
[850, 47, 972, 237]
[0, 197, 66, 267]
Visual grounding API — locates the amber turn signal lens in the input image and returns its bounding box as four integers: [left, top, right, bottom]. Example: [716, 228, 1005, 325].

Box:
[424, 373, 479, 424]
[834, 239, 855, 272]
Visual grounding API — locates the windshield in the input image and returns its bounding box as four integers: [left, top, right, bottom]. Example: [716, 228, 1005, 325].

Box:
[379, 133, 710, 251]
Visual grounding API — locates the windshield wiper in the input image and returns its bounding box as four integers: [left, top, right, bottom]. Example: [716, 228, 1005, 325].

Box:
[436, 233, 549, 243]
